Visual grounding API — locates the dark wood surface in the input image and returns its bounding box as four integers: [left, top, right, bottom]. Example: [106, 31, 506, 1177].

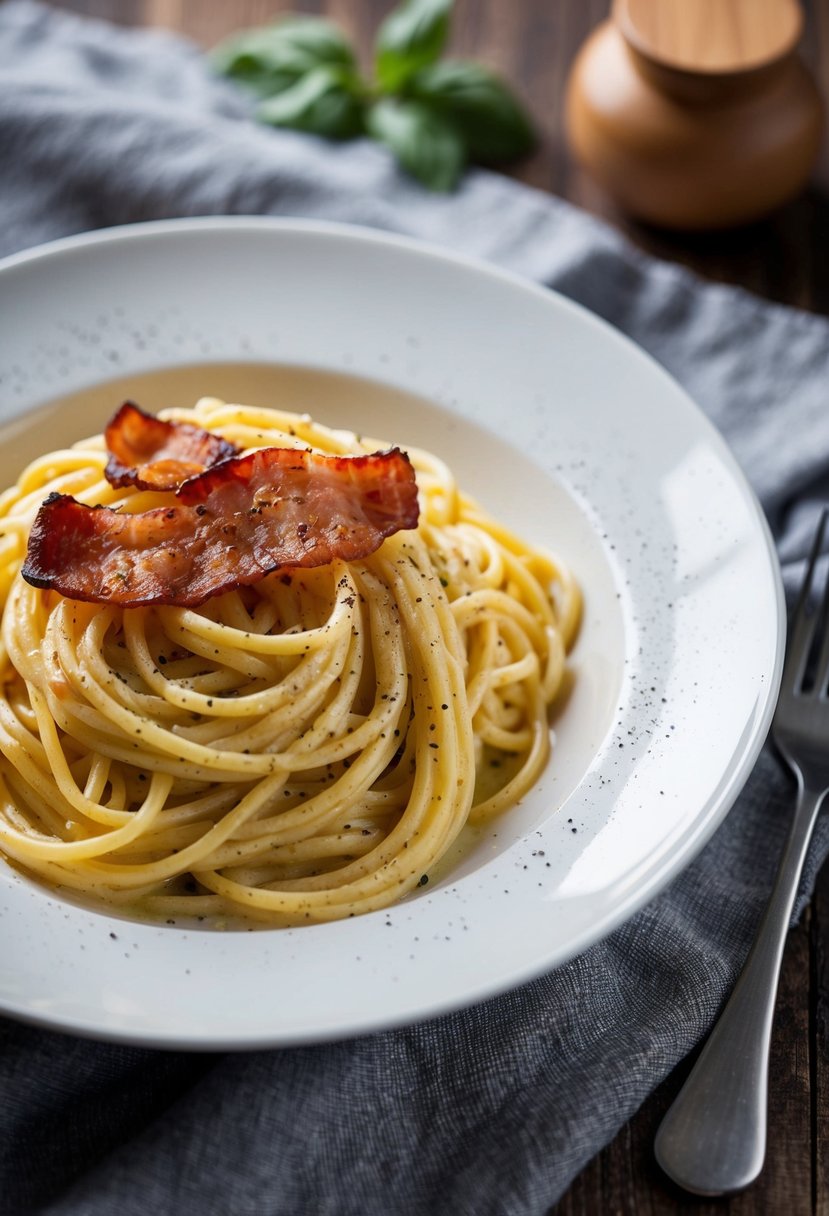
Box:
[34, 1, 829, 1212]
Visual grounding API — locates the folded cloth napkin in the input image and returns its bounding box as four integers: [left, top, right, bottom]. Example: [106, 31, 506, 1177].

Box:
[2, 3, 829, 1214]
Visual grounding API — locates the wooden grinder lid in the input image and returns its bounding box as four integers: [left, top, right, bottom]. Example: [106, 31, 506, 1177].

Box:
[614, 0, 804, 74]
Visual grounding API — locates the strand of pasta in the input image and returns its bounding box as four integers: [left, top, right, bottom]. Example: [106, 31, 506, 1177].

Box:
[0, 399, 579, 924]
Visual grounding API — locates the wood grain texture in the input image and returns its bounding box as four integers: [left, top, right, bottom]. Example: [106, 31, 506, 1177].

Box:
[45, 0, 829, 313]
[17, 1, 829, 1212]
[617, 0, 804, 72]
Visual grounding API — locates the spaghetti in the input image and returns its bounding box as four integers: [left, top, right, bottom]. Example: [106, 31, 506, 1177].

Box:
[0, 399, 580, 925]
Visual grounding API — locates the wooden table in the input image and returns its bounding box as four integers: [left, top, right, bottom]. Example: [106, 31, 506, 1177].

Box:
[38, 1, 829, 1212]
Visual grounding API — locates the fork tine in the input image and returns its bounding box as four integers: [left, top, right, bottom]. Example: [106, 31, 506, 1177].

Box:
[811, 520, 829, 695]
[784, 507, 829, 693]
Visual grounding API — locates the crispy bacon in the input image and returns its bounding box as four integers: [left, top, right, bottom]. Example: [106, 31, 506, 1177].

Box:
[22, 447, 419, 608]
[104, 402, 239, 491]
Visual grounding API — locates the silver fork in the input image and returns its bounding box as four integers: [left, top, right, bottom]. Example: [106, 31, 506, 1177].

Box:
[654, 507, 829, 1195]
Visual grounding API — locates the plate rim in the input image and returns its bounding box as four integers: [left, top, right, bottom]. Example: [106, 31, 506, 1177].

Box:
[0, 216, 785, 1048]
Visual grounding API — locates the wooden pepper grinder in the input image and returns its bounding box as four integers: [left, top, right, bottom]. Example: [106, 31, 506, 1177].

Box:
[565, 0, 824, 229]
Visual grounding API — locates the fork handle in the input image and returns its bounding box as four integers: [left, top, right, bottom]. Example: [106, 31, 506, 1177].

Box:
[654, 778, 825, 1195]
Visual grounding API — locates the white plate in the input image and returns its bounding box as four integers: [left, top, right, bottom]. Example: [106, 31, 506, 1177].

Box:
[0, 218, 783, 1048]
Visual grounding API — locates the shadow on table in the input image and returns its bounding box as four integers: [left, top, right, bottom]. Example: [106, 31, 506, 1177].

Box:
[621, 185, 829, 316]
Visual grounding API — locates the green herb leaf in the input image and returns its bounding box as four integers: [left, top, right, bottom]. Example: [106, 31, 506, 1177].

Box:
[375, 0, 452, 93]
[257, 66, 365, 140]
[213, 1, 537, 192]
[408, 59, 535, 161]
[212, 16, 357, 99]
[367, 97, 464, 191]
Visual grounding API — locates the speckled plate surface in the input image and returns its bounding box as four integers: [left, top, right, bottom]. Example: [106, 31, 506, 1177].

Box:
[0, 218, 783, 1048]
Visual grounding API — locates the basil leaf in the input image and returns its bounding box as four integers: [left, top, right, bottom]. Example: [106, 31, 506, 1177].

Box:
[257, 66, 365, 140]
[212, 17, 357, 100]
[409, 59, 535, 161]
[375, 0, 452, 93]
[367, 97, 464, 191]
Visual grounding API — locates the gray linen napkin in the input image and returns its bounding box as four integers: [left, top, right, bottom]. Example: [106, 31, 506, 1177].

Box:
[1, 3, 829, 1213]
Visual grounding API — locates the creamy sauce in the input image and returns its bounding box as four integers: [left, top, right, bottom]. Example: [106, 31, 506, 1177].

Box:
[0, 365, 579, 931]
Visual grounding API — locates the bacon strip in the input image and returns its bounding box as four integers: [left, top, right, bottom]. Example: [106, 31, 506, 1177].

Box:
[22, 448, 419, 608]
[105, 402, 239, 491]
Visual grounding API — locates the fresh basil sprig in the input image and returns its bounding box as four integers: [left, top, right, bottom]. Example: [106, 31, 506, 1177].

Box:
[375, 0, 452, 93]
[257, 66, 365, 141]
[212, 0, 536, 192]
[367, 97, 464, 193]
[211, 17, 358, 100]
